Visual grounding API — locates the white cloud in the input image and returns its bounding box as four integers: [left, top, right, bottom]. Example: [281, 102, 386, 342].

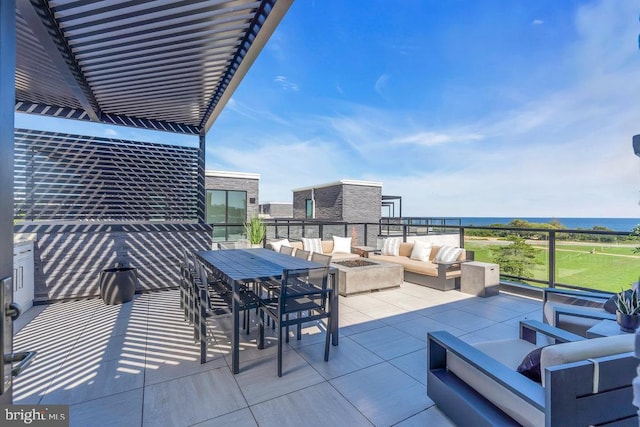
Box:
[274, 75, 299, 91]
[374, 74, 390, 98]
[206, 0, 640, 217]
[206, 138, 349, 202]
[393, 131, 484, 146]
[532, 19, 544, 25]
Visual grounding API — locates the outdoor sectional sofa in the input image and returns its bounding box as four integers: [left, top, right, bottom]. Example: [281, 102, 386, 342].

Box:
[370, 241, 466, 291]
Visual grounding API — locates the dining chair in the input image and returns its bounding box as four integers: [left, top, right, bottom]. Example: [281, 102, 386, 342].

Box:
[294, 248, 310, 260]
[192, 260, 260, 363]
[310, 252, 332, 266]
[180, 249, 195, 322]
[279, 245, 294, 256]
[258, 266, 333, 376]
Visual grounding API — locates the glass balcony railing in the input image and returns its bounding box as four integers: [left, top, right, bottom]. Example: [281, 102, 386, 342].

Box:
[209, 218, 640, 293]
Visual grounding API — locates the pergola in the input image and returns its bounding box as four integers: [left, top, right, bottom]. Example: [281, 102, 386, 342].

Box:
[0, 1, 293, 303]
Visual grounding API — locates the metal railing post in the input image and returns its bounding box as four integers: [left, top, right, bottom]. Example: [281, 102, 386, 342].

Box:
[548, 230, 556, 288]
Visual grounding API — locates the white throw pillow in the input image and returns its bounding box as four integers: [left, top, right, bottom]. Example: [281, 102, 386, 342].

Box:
[270, 239, 290, 252]
[434, 245, 463, 263]
[302, 237, 323, 254]
[410, 240, 433, 262]
[332, 236, 352, 254]
[381, 237, 402, 256]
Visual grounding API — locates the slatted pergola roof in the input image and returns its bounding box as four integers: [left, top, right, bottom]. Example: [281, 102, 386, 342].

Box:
[14, 0, 292, 135]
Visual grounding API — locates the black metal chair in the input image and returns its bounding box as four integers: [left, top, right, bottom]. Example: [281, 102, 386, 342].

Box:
[179, 249, 195, 322]
[258, 267, 333, 376]
[192, 261, 260, 363]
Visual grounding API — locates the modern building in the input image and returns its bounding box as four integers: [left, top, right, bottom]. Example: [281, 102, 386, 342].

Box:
[292, 179, 383, 223]
[205, 170, 260, 242]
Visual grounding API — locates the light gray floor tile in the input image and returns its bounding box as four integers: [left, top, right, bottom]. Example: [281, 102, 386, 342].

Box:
[393, 406, 455, 427]
[486, 294, 543, 313]
[10, 286, 545, 426]
[296, 336, 383, 380]
[457, 302, 522, 322]
[144, 349, 227, 386]
[389, 348, 426, 385]
[193, 408, 258, 427]
[142, 367, 247, 427]
[14, 305, 47, 334]
[358, 303, 412, 321]
[251, 382, 373, 427]
[349, 326, 424, 360]
[234, 350, 325, 406]
[378, 310, 424, 326]
[425, 308, 497, 332]
[70, 388, 143, 427]
[331, 363, 431, 427]
[339, 310, 387, 336]
[459, 320, 519, 341]
[393, 316, 466, 341]
[41, 356, 145, 405]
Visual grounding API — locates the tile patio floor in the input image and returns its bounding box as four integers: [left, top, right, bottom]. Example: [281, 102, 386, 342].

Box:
[12, 283, 542, 427]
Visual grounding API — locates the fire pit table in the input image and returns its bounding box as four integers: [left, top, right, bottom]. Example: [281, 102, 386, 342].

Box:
[333, 259, 403, 296]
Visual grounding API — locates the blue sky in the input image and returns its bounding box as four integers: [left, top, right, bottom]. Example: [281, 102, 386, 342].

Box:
[16, 0, 640, 218]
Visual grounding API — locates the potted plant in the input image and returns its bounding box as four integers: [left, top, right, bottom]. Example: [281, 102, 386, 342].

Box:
[244, 216, 266, 248]
[615, 288, 640, 332]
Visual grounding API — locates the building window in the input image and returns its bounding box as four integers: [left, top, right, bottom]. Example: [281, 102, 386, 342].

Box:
[206, 190, 247, 241]
[305, 199, 313, 219]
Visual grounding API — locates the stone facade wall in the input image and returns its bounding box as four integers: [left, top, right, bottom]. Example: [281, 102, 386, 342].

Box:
[293, 189, 312, 219]
[17, 223, 211, 302]
[313, 185, 343, 220]
[342, 184, 382, 223]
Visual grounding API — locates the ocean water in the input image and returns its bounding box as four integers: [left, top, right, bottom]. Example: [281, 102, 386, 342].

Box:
[452, 217, 640, 232]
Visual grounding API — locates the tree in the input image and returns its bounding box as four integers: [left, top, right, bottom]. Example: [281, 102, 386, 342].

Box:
[632, 225, 640, 254]
[490, 235, 541, 278]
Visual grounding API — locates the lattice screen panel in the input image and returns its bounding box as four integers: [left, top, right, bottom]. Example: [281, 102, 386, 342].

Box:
[14, 129, 199, 221]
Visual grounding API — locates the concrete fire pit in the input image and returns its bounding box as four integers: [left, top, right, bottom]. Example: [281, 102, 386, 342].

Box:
[333, 259, 403, 296]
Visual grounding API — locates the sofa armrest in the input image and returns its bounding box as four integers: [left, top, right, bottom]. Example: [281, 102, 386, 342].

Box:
[551, 305, 616, 325]
[428, 331, 545, 410]
[543, 288, 612, 304]
[434, 260, 463, 268]
[518, 319, 585, 344]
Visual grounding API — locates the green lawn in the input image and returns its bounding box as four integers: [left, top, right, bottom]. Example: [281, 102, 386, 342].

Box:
[465, 240, 640, 292]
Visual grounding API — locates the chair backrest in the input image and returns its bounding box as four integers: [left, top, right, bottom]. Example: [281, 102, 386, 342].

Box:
[546, 349, 636, 425]
[279, 245, 294, 256]
[311, 252, 332, 266]
[279, 267, 329, 314]
[294, 249, 310, 260]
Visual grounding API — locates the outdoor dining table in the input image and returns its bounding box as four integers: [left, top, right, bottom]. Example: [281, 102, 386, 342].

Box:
[196, 248, 339, 374]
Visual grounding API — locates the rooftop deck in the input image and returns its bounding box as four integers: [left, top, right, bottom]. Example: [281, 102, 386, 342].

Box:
[12, 283, 542, 427]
